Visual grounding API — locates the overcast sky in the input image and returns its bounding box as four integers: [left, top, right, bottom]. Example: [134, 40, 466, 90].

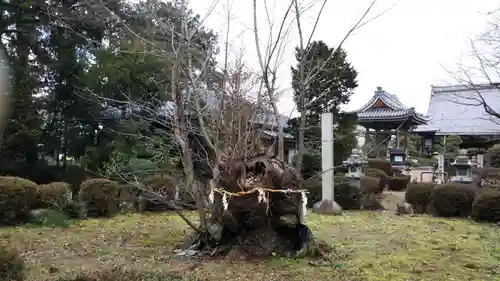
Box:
[189, 0, 499, 117]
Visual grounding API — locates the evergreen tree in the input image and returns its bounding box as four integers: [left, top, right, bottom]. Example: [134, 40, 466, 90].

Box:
[291, 41, 357, 131]
[289, 41, 358, 169]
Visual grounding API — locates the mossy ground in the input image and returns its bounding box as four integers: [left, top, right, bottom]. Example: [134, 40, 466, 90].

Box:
[0, 211, 499, 281]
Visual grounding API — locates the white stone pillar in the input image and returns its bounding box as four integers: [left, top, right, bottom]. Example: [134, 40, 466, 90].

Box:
[321, 113, 334, 200]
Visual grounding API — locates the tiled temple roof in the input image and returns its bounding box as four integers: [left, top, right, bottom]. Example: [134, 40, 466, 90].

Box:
[356, 87, 428, 124]
[414, 84, 500, 135]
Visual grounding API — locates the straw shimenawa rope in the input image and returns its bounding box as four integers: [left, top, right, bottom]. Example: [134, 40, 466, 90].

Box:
[213, 186, 308, 196]
[208, 183, 309, 221]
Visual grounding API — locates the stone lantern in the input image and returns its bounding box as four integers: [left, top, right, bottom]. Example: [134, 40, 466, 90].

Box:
[450, 149, 473, 184]
[343, 148, 364, 187]
[388, 147, 411, 174]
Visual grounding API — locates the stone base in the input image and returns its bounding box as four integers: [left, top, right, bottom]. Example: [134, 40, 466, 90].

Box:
[312, 199, 343, 215]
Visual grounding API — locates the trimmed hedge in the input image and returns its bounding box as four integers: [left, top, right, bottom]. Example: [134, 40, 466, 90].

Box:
[334, 177, 362, 210]
[363, 168, 388, 193]
[405, 183, 434, 214]
[471, 188, 500, 222]
[429, 183, 477, 217]
[305, 175, 361, 210]
[367, 159, 392, 176]
[0, 176, 38, 225]
[388, 175, 410, 191]
[360, 176, 380, 194]
[36, 182, 72, 210]
[78, 179, 120, 217]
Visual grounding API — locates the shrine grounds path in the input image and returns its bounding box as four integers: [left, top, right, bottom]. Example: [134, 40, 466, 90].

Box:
[1, 211, 499, 281]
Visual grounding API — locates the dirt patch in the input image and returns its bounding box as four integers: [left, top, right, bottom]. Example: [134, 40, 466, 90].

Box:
[1, 211, 499, 281]
[378, 191, 406, 212]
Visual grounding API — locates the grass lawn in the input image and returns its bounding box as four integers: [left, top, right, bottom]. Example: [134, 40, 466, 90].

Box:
[1, 211, 499, 281]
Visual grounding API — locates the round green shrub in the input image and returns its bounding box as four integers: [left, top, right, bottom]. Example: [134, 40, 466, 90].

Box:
[78, 179, 120, 217]
[429, 183, 477, 217]
[0, 246, 25, 281]
[367, 159, 392, 176]
[0, 176, 37, 225]
[360, 176, 381, 194]
[37, 182, 72, 210]
[305, 175, 353, 208]
[364, 168, 388, 193]
[388, 175, 410, 191]
[471, 188, 500, 222]
[405, 183, 435, 213]
[334, 181, 361, 210]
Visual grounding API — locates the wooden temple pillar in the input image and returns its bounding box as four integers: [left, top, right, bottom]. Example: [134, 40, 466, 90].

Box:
[404, 130, 408, 149]
[396, 130, 400, 148]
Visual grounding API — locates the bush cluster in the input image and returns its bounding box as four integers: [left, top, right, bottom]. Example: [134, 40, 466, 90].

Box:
[36, 182, 72, 210]
[334, 177, 361, 210]
[363, 169, 387, 193]
[367, 159, 392, 176]
[404, 180, 500, 222]
[0, 176, 38, 225]
[305, 175, 361, 210]
[471, 188, 500, 222]
[388, 175, 410, 191]
[428, 183, 477, 217]
[78, 178, 120, 217]
[360, 176, 380, 194]
[405, 183, 434, 213]
[0, 175, 92, 225]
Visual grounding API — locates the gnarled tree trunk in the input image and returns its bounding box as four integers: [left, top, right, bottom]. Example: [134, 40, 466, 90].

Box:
[186, 156, 330, 260]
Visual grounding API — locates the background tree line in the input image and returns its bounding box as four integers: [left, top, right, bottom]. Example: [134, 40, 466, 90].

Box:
[0, 0, 359, 190]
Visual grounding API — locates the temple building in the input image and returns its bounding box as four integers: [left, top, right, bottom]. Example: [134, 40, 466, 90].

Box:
[414, 84, 500, 161]
[356, 86, 428, 158]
